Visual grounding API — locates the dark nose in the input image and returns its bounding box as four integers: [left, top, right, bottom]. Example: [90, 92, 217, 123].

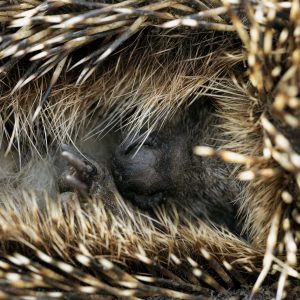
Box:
[112, 138, 161, 195]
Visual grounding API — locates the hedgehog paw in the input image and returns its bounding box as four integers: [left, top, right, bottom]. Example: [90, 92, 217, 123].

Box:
[59, 144, 100, 197]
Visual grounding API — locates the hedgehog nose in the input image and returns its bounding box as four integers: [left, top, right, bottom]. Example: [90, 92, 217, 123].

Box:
[111, 135, 164, 195]
[112, 140, 158, 183]
[117, 133, 161, 156]
[111, 138, 140, 171]
[121, 138, 140, 156]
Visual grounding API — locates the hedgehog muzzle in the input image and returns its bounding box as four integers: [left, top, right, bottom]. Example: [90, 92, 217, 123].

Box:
[111, 132, 179, 210]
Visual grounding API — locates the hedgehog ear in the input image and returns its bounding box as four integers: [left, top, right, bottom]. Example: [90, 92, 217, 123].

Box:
[183, 97, 214, 125]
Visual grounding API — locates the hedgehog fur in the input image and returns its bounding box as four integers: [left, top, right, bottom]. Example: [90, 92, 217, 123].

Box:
[0, 0, 300, 299]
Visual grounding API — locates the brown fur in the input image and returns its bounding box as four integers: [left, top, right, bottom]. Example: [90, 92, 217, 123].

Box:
[0, 0, 299, 299]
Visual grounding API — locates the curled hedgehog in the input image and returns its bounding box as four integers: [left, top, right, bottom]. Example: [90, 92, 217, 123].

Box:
[0, 0, 300, 299]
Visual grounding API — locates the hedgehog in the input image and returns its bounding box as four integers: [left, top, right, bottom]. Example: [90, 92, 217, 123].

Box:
[56, 101, 242, 234]
[0, 0, 300, 299]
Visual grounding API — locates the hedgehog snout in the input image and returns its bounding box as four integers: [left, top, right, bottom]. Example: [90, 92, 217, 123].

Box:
[111, 136, 169, 209]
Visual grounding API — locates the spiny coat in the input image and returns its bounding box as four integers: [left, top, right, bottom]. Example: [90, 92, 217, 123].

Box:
[0, 0, 299, 299]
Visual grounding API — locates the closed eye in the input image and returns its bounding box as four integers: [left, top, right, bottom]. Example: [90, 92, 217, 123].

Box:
[143, 134, 161, 148]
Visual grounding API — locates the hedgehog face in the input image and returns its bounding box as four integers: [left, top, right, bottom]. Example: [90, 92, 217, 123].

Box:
[111, 106, 240, 232]
[56, 102, 239, 231]
[112, 130, 190, 210]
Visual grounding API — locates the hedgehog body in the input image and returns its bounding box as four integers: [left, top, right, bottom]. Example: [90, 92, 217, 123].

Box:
[1, 100, 241, 232]
[0, 0, 300, 299]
